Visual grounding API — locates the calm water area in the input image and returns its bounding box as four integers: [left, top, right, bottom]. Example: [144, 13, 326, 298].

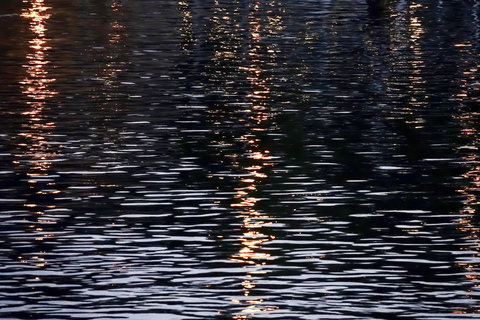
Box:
[0, 0, 479, 319]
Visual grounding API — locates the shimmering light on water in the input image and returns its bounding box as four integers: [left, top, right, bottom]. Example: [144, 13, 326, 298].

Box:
[1, 0, 480, 319]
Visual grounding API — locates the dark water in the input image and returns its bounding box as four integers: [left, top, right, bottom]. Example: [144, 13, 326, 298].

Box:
[0, 0, 479, 319]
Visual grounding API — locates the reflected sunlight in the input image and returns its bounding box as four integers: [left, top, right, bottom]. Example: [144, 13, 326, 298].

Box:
[178, 0, 196, 51]
[18, 0, 57, 270]
[179, 0, 283, 316]
[406, 2, 426, 128]
[92, 0, 128, 91]
[19, 0, 57, 171]
[387, 1, 427, 127]
[20, 0, 55, 102]
[224, 1, 282, 318]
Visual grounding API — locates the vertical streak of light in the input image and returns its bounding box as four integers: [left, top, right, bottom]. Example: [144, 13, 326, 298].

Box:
[406, 2, 426, 128]
[18, 0, 57, 269]
[229, 1, 281, 318]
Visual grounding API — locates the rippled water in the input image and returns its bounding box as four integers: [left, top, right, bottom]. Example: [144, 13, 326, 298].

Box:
[0, 0, 479, 319]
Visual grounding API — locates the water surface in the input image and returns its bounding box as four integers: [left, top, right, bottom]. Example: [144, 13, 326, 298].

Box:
[0, 0, 479, 319]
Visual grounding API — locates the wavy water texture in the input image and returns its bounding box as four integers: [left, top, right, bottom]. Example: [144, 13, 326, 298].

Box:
[0, 0, 480, 319]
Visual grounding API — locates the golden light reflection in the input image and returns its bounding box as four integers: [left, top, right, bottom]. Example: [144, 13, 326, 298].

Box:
[181, 0, 284, 315]
[18, 0, 58, 270]
[454, 42, 480, 315]
[19, 0, 57, 176]
[178, 0, 196, 51]
[91, 0, 128, 93]
[384, 1, 427, 127]
[406, 3, 426, 128]
[20, 0, 55, 102]
[223, 1, 282, 318]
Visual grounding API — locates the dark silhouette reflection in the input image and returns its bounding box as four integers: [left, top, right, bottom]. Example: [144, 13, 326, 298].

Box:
[366, 0, 387, 15]
[0, 1, 24, 56]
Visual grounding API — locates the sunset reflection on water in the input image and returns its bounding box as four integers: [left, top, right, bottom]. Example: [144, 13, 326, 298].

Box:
[20, 0, 55, 102]
[15, 0, 57, 273]
[226, 2, 283, 318]
[3, 0, 480, 319]
[19, 0, 56, 197]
